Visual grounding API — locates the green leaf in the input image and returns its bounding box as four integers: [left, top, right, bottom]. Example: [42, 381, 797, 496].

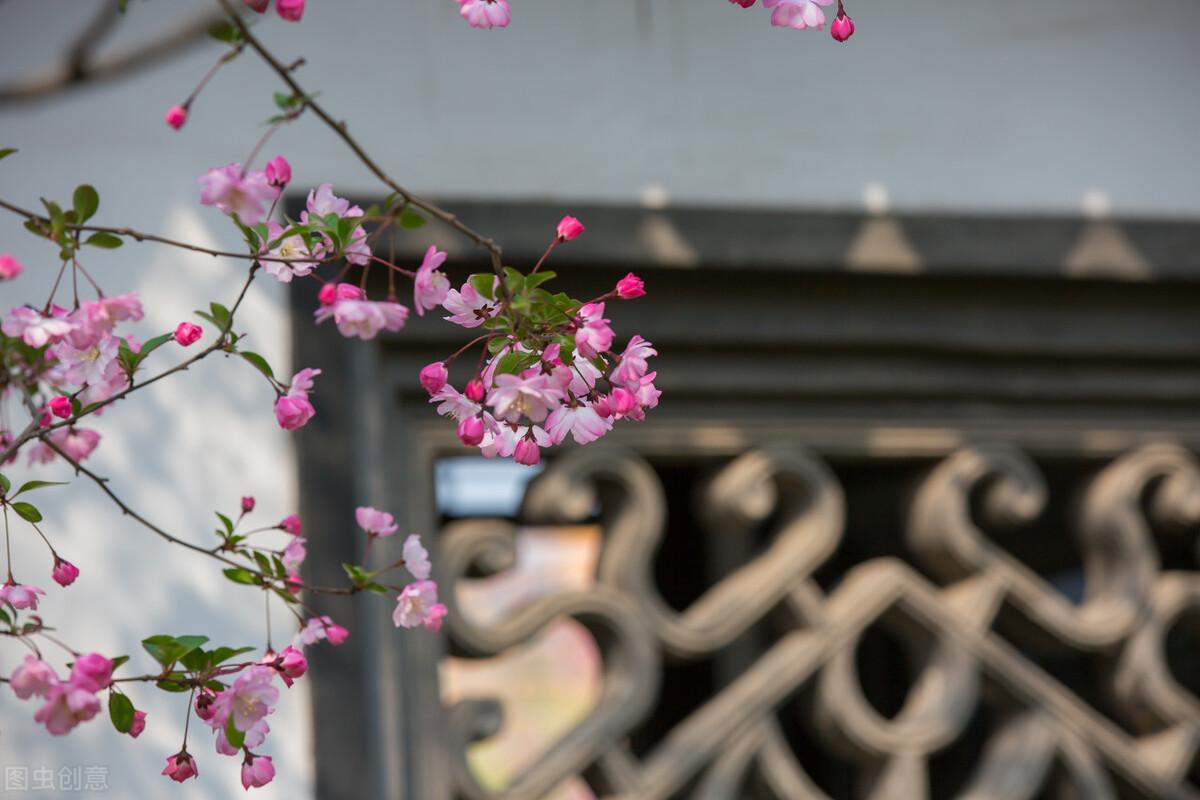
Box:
[525, 271, 556, 291]
[180, 648, 210, 672]
[72, 185, 99, 224]
[0, 608, 11, 625]
[215, 512, 234, 535]
[208, 20, 243, 44]
[84, 232, 123, 249]
[11, 502, 41, 523]
[273, 92, 294, 110]
[225, 715, 246, 750]
[469, 273, 496, 301]
[342, 563, 375, 585]
[494, 352, 539, 377]
[13, 480, 67, 497]
[0, 147, 17, 161]
[108, 692, 134, 733]
[487, 337, 509, 355]
[239, 351, 274, 381]
[209, 303, 232, 332]
[140, 635, 209, 668]
[132, 332, 175, 368]
[0, 473, 10, 494]
[208, 646, 255, 667]
[253, 551, 273, 576]
[398, 208, 426, 229]
[222, 568, 258, 585]
[110, 655, 130, 671]
[156, 677, 192, 693]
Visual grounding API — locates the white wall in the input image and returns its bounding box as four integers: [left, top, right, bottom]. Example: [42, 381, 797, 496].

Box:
[0, 0, 1197, 797]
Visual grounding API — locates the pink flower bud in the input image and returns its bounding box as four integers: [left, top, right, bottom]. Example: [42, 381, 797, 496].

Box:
[276, 645, 307, 685]
[616, 272, 645, 300]
[457, 416, 485, 446]
[52, 557, 79, 587]
[419, 362, 448, 395]
[49, 395, 72, 419]
[244, 0, 270, 11]
[465, 378, 486, 403]
[279, 513, 302, 535]
[592, 394, 613, 418]
[831, 10, 854, 42]
[241, 753, 275, 790]
[241, 496, 256, 513]
[275, 394, 316, 430]
[162, 751, 198, 783]
[37, 407, 52, 428]
[164, 105, 188, 130]
[276, 0, 304, 21]
[174, 322, 202, 346]
[0, 253, 24, 281]
[194, 687, 218, 721]
[128, 710, 147, 738]
[325, 623, 349, 645]
[513, 437, 541, 466]
[556, 215, 585, 242]
[729, 0, 755, 6]
[317, 283, 337, 305]
[264, 155, 292, 187]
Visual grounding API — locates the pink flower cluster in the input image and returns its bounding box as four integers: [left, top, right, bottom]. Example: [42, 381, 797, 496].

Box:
[243, 0, 305, 22]
[456, 0, 510, 29]
[731, 0, 855, 39]
[9, 653, 116, 736]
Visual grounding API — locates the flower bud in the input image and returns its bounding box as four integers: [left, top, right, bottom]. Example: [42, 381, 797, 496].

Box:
[264, 155, 291, 187]
[276, 0, 304, 21]
[556, 215, 585, 242]
[279, 513, 302, 535]
[164, 105, 188, 130]
[162, 751, 198, 783]
[241, 753, 275, 790]
[241, 496, 256, 513]
[325, 622, 349, 645]
[317, 283, 337, 305]
[592, 394, 613, 418]
[465, 378, 486, 403]
[49, 395, 72, 419]
[831, 10, 854, 42]
[513, 437, 541, 466]
[0, 253, 24, 281]
[616, 272, 645, 300]
[419, 362, 448, 395]
[729, 0, 755, 6]
[128, 710, 147, 738]
[457, 416, 485, 446]
[52, 557, 79, 587]
[277, 645, 308, 682]
[174, 322, 202, 346]
[194, 688, 217, 721]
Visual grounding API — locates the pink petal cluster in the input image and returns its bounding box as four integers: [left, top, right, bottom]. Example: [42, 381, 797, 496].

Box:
[174, 321, 202, 346]
[314, 292, 408, 340]
[0, 253, 23, 280]
[556, 215, 585, 241]
[442, 280, 500, 328]
[276, 0, 304, 21]
[393, 580, 448, 631]
[242, 754, 276, 789]
[762, 0, 834, 29]
[303, 184, 371, 265]
[279, 513, 302, 535]
[616, 272, 646, 300]
[198, 163, 280, 225]
[260, 221, 317, 283]
[275, 368, 320, 431]
[52, 557, 80, 587]
[403, 534, 431, 580]
[458, 0, 510, 28]
[293, 615, 349, 648]
[163, 751, 198, 783]
[9, 653, 113, 736]
[0, 581, 46, 610]
[413, 246, 451, 316]
[3, 306, 72, 348]
[356, 505, 399, 537]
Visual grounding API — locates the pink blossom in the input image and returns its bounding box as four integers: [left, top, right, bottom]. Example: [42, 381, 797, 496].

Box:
[128, 710, 147, 738]
[403, 534, 431, 580]
[10, 656, 58, 699]
[70, 653, 113, 692]
[49, 396, 72, 419]
[413, 246, 450, 316]
[210, 665, 278, 733]
[282, 537, 307, 576]
[52, 427, 102, 462]
[393, 581, 448, 631]
[830, 9, 854, 40]
[616, 272, 646, 300]
[66, 294, 143, 349]
[3, 307, 72, 348]
[174, 322, 202, 347]
[729, 0, 756, 6]
[479, 419, 551, 459]
[457, 415, 485, 446]
[260, 221, 317, 283]
[513, 436, 541, 466]
[216, 717, 270, 755]
[165, 105, 188, 130]
[458, 0, 510, 28]
[163, 751, 198, 783]
[610, 335, 657, 390]
[55, 332, 120, 387]
[574, 302, 614, 360]
[293, 615, 349, 648]
[430, 385, 481, 422]
[356, 506, 398, 537]
[198, 163, 280, 225]
[272, 645, 307, 687]
[763, 0, 834, 29]
[0, 581, 45, 610]
[465, 378, 485, 402]
[319, 282, 365, 305]
[303, 184, 370, 265]
[34, 683, 101, 735]
[245, 0, 269, 11]
[487, 373, 565, 423]
[545, 402, 611, 445]
[242, 753, 276, 789]
[279, 514, 302, 535]
[419, 362, 448, 394]
[442, 281, 499, 328]
[277, 0, 304, 21]
[242, 496, 256, 513]
[264, 155, 291, 187]
[314, 298, 408, 340]
[195, 687, 218, 722]
[52, 557, 79, 587]
[275, 368, 321, 431]
[556, 215, 585, 241]
[0, 253, 23, 280]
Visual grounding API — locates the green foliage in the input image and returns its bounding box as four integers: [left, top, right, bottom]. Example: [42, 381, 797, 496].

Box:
[108, 692, 135, 733]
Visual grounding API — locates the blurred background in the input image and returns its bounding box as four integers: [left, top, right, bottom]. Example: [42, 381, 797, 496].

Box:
[1, 0, 1199, 798]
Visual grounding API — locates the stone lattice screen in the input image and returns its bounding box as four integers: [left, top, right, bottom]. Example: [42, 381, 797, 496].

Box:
[290, 201, 1200, 799]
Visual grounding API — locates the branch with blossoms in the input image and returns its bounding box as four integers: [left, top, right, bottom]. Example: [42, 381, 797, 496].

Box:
[0, 0, 662, 791]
